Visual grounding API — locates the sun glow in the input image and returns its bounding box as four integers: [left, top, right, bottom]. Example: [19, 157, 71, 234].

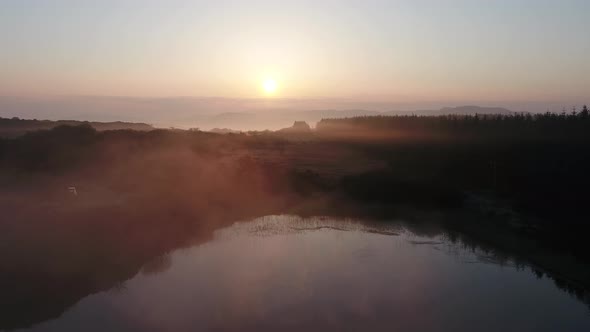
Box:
[262, 78, 278, 95]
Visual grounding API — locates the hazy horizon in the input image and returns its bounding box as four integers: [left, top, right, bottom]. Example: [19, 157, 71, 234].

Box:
[1, 0, 589, 129]
[2, 94, 586, 130]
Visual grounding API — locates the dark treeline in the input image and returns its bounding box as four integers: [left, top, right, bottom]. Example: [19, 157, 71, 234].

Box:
[317, 106, 590, 141]
[0, 116, 154, 138]
[315, 108, 590, 228]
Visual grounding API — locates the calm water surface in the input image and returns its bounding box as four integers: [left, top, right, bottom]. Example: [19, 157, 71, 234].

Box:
[15, 215, 590, 332]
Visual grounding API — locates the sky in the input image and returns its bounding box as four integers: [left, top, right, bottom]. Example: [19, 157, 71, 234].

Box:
[1, 0, 589, 105]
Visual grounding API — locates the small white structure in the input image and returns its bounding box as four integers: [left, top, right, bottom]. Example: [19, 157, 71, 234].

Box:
[67, 186, 78, 196]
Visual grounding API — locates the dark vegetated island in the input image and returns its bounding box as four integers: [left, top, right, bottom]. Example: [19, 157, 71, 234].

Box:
[1, 108, 590, 329]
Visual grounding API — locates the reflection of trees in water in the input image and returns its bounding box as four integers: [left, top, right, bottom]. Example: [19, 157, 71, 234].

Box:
[0, 218, 219, 331]
[392, 211, 590, 312]
[436, 228, 590, 312]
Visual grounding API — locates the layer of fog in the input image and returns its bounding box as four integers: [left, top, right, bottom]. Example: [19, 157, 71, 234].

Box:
[0, 95, 583, 131]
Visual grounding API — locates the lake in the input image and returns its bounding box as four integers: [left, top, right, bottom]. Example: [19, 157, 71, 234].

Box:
[11, 215, 590, 332]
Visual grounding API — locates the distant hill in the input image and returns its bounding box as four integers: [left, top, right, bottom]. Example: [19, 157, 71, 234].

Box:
[0, 117, 154, 138]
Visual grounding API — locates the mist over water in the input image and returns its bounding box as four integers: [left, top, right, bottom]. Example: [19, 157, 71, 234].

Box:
[12, 215, 590, 332]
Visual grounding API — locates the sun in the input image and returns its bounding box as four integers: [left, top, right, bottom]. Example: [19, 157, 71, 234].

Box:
[262, 78, 278, 95]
